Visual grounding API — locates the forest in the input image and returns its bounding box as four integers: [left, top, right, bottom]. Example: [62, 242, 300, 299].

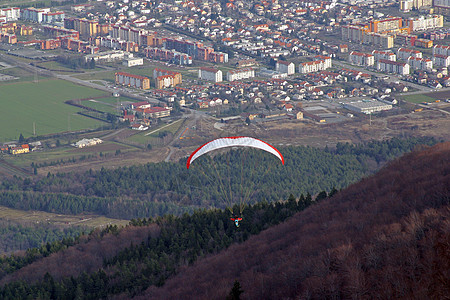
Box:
[0, 192, 320, 299]
[0, 137, 437, 221]
[133, 142, 450, 299]
[0, 140, 447, 299]
[0, 222, 83, 254]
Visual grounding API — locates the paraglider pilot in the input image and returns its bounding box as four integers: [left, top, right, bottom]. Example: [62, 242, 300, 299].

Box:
[230, 216, 242, 227]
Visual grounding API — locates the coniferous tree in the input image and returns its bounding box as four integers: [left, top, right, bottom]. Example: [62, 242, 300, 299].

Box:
[227, 280, 244, 300]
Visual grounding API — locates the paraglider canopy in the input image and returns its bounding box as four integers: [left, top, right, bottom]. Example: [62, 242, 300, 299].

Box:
[186, 136, 284, 169]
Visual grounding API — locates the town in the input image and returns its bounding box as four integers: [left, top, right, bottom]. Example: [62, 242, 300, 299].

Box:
[1, 0, 450, 159]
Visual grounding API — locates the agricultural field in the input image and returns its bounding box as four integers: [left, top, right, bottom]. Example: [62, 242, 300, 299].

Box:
[74, 70, 116, 82]
[0, 205, 129, 228]
[0, 66, 37, 84]
[0, 79, 108, 142]
[401, 93, 437, 103]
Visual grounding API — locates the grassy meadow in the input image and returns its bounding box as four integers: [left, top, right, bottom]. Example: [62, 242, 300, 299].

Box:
[0, 79, 107, 143]
[401, 93, 437, 103]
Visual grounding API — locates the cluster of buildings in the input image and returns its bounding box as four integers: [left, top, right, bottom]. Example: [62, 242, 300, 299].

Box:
[342, 15, 443, 49]
[72, 138, 103, 148]
[0, 7, 64, 25]
[121, 101, 172, 129]
[348, 44, 450, 75]
[0, 144, 30, 155]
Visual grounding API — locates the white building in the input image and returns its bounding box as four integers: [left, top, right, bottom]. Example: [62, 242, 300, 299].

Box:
[344, 100, 393, 114]
[349, 51, 375, 66]
[84, 50, 128, 63]
[299, 59, 330, 74]
[21, 7, 64, 24]
[21, 7, 50, 23]
[407, 57, 433, 71]
[397, 48, 422, 60]
[199, 67, 223, 82]
[226, 68, 255, 81]
[433, 44, 450, 57]
[377, 59, 410, 75]
[372, 50, 396, 62]
[123, 57, 143, 67]
[400, 0, 413, 12]
[433, 54, 450, 67]
[0, 7, 20, 22]
[276, 61, 295, 75]
[314, 55, 332, 69]
[406, 15, 443, 32]
[72, 138, 103, 148]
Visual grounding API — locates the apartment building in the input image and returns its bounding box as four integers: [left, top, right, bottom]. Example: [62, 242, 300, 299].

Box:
[299, 60, 328, 74]
[64, 17, 109, 37]
[314, 55, 332, 69]
[397, 48, 422, 60]
[400, 0, 433, 11]
[226, 68, 255, 81]
[369, 17, 406, 34]
[363, 32, 395, 48]
[372, 50, 396, 62]
[414, 38, 433, 48]
[21, 8, 64, 24]
[140, 107, 171, 119]
[140, 33, 165, 47]
[377, 59, 410, 75]
[0, 7, 20, 22]
[115, 72, 150, 90]
[349, 51, 375, 66]
[407, 57, 433, 70]
[276, 61, 295, 75]
[434, 0, 450, 15]
[406, 15, 443, 32]
[110, 25, 142, 45]
[153, 68, 182, 89]
[165, 38, 228, 63]
[341, 25, 368, 42]
[433, 44, 450, 56]
[42, 25, 79, 39]
[145, 47, 192, 65]
[39, 38, 61, 50]
[396, 34, 417, 47]
[199, 67, 223, 82]
[433, 54, 450, 67]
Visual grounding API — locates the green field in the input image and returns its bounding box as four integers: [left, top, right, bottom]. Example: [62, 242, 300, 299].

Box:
[0, 79, 108, 142]
[0, 66, 36, 83]
[82, 99, 119, 114]
[401, 93, 437, 103]
[0, 205, 130, 228]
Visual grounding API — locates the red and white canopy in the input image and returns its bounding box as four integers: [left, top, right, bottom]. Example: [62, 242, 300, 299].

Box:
[186, 136, 284, 169]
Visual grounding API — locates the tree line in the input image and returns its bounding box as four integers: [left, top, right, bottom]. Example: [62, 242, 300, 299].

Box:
[0, 137, 437, 220]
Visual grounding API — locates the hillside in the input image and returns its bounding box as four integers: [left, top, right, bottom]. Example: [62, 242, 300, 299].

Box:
[138, 142, 450, 299]
[0, 142, 448, 299]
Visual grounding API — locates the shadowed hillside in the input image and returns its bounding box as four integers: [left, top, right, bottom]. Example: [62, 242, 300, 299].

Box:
[138, 142, 450, 299]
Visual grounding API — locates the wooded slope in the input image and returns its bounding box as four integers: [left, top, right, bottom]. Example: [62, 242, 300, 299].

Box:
[140, 143, 450, 299]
